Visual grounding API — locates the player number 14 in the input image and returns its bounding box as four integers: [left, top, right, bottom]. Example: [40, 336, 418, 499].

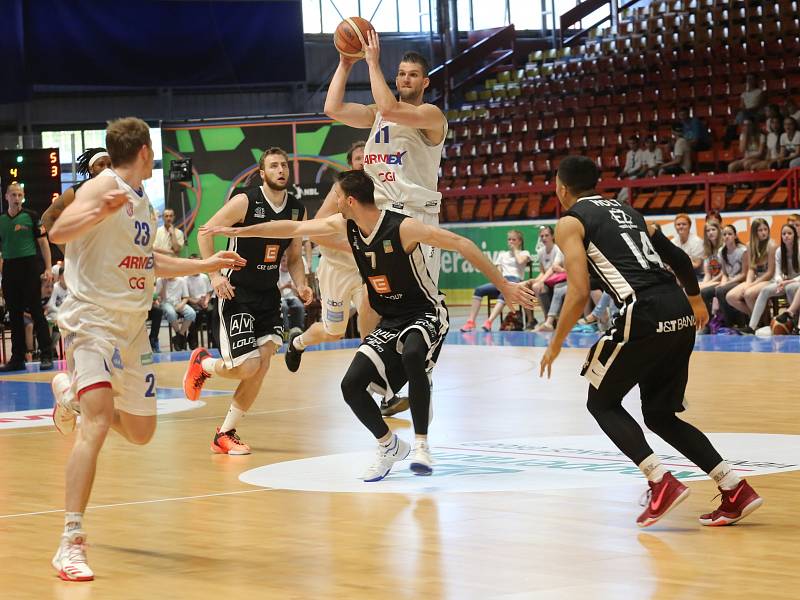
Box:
[621, 231, 663, 269]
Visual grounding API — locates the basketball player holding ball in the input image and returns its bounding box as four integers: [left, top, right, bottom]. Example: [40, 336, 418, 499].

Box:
[325, 19, 447, 416]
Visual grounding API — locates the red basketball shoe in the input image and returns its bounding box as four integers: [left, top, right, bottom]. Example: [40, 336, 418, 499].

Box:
[636, 472, 691, 527]
[699, 479, 763, 526]
[184, 348, 211, 401]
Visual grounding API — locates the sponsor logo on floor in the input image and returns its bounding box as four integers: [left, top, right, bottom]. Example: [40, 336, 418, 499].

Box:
[239, 433, 800, 494]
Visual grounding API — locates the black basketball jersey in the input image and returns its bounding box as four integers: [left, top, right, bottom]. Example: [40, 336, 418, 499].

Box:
[565, 195, 675, 303]
[346, 210, 443, 327]
[225, 187, 305, 298]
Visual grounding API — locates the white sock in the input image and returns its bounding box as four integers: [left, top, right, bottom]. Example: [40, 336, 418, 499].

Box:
[709, 461, 741, 490]
[200, 356, 217, 375]
[220, 405, 245, 433]
[64, 512, 83, 535]
[638, 453, 667, 483]
[293, 334, 307, 351]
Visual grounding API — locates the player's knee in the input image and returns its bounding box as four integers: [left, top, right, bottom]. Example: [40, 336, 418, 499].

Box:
[642, 409, 676, 434]
[400, 346, 426, 374]
[236, 357, 261, 379]
[340, 370, 366, 404]
[126, 424, 156, 445]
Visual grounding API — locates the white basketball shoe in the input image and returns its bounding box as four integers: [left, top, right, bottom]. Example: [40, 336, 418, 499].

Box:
[52, 531, 94, 581]
[363, 435, 411, 482]
[410, 439, 433, 476]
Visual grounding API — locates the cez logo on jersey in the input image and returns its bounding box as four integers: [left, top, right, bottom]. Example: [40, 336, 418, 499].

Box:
[368, 275, 392, 294]
[609, 208, 636, 230]
[364, 151, 407, 166]
[258, 245, 281, 270]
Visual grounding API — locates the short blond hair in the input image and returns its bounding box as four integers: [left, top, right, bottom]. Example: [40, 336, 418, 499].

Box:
[106, 117, 151, 167]
[5, 182, 23, 195]
[259, 147, 289, 171]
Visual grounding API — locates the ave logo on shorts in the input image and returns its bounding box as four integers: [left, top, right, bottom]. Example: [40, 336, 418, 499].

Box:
[239, 433, 800, 494]
[229, 313, 254, 335]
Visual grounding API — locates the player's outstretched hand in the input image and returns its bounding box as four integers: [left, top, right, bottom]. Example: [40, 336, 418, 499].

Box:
[687, 294, 709, 330]
[297, 284, 314, 306]
[199, 224, 238, 238]
[364, 29, 380, 67]
[98, 189, 129, 218]
[500, 281, 537, 309]
[204, 251, 246, 273]
[211, 272, 235, 301]
[539, 345, 560, 379]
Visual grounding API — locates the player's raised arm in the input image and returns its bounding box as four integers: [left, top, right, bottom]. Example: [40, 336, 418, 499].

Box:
[399, 218, 535, 309]
[48, 177, 128, 244]
[324, 55, 377, 128]
[200, 213, 347, 241]
[363, 31, 446, 137]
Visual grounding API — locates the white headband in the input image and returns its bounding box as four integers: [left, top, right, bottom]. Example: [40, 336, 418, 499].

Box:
[88, 151, 110, 168]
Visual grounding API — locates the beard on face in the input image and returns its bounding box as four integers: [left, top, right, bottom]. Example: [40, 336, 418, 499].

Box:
[264, 175, 288, 191]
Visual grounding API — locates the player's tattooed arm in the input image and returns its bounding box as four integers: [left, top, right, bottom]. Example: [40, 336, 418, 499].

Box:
[42, 186, 76, 233]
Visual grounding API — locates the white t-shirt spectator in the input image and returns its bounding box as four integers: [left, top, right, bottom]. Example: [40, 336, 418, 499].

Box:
[673, 234, 705, 264]
[766, 132, 781, 160]
[496, 250, 532, 279]
[639, 148, 663, 169]
[774, 247, 800, 281]
[154, 225, 186, 257]
[721, 245, 747, 278]
[157, 277, 189, 306]
[741, 88, 764, 111]
[537, 245, 564, 273]
[779, 131, 800, 154]
[185, 273, 212, 300]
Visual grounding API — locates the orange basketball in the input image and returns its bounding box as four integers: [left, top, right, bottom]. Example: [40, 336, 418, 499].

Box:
[771, 313, 794, 335]
[334, 16, 374, 58]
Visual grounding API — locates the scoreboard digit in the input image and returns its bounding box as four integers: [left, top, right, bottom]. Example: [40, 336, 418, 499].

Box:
[0, 148, 62, 216]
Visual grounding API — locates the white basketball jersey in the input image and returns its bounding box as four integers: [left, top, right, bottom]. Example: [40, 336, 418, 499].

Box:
[64, 169, 157, 314]
[319, 246, 357, 270]
[363, 110, 446, 214]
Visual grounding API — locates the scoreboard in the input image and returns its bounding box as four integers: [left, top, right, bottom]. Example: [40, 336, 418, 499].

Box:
[0, 149, 61, 216]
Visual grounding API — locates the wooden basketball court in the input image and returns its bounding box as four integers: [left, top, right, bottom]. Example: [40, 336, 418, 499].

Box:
[1, 341, 798, 599]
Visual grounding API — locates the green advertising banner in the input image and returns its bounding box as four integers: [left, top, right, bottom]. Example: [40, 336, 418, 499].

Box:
[440, 220, 557, 304]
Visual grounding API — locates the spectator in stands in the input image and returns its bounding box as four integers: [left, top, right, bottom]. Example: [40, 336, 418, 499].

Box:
[185, 257, 215, 350]
[726, 218, 777, 329]
[671, 213, 704, 276]
[154, 208, 186, 257]
[659, 123, 693, 175]
[699, 220, 723, 293]
[728, 118, 765, 173]
[678, 106, 710, 151]
[705, 209, 722, 225]
[461, 229, 532, 332]
[783, 99, 800, 123]
[747, 224, 800, 332]
[788, 213, 800, 232]
[779, 117, 800, 169]
[148, 296, 162, 353]
[278, 254, 306, 333]
[751, 117, 783, 170]
[620, 136, 645, 178]
[639, 136, 663, 177]
[736, 74, 765, 124]
[709, 225, 749, 328]
[157, 276, 196, 350]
